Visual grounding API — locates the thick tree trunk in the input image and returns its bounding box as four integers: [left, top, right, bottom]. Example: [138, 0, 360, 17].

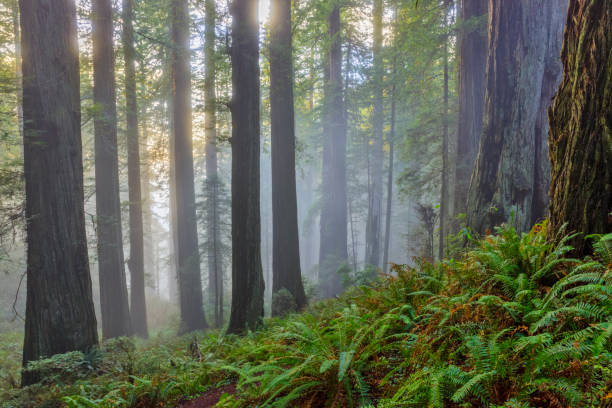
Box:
[454, 0, 487, 218]
[270, 0, 307, 315]
[20, 0, 98, 385]
[123, 0, 148, 338]
[466, 0, 567, 235]
[364, 0, 384, 269]
[166, 44, 179, 304]
[92, 0, 132, 339]
[227, 0, 265, 334]
[548, 0, 612, 255]
[204, 0, 224, 328]
[319, 5, 348, 298]
[12, 0, 22, 139]
[383, 74, 396, 274]
[171, 0, 207, 332]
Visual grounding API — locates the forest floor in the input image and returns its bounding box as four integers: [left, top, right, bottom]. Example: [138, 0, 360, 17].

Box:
[1, 223, 611, 408]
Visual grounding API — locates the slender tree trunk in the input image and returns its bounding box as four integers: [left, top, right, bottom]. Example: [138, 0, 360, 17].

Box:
[270, 0, 307, 315]
[548, 0, 611, 255]
[166, 44, 179, 304]
[227, 0, 265, 334]
[123, 0, 148, 338]
[466, 0, 567, 235]
[439, 34, 449, 259]
[204, 0, 224, 327]
[171, 0, 207, 332]
[383, 69, 396, 274]
[454, 0, 487, 218]
[365, 0, 384, 268]
[20, 0, 98, 385]
[319, 5, 348, 298]
[92, 0, 132, 339]
[12, 0, 22, 139]
[140, 66, 154, 297]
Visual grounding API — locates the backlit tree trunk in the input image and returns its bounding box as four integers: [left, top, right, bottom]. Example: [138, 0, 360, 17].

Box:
[319, 5, 348, 298]
[270, 0, 307, 315]
[227, 0, 265, 334]
[92, 0, 132, 339]
[466, 0, 567, 235]
[171, 0, 207, 332]
[20, 0, 98, 385]
[548, 0, 612, 255]
[123, 0, 148, 338]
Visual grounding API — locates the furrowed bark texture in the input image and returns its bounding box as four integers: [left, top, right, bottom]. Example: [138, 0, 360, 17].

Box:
[365, 0, 384, 268]
[454, 0, 487, 217]
[204, 0, 224, 328]
[92, 0, 132, 339]
[172, 0, 207, 332]
[548, 0, 612, 255]
[227, 0, 265, 333]
[20, 0, 98, 384]
[319, 5, 348, 298]
[270, 0, 307, 315]
[466, 0, 567, 235]
[123, 0, 148, 338]
[439, 36, 449, 259]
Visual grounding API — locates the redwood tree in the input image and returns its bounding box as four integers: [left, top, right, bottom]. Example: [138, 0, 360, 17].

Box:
[548, 0, 611, 255]
[123, 0, 148, 338]
[92, 0, 132, 339]
[227, 0, 265, 333]
[466, 0, 567, 235]
[20, 0, 98, 384]
[171, 0, 207, 332]
[270, 0, 307, 315]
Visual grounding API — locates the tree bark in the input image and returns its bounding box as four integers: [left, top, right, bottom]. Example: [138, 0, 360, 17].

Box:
[204, 0, 224, 327]
[171, 0, 207, 332]
[364, 0, 384, 269]
[270, 0, 307, 315]
[227, 0, 265, 333]
[20, 0, 98, 385]
[12, 0, 22, 139]
[454, 0, 487, 218]
[548, 0, 612, 255]
[92, 0, 132, 339]
[383, 66, 396, 274]
[123, 0, 148, 338]
[466, 0, 567, 235]
[439, 31, 449, 259]
[319, 5, 348, 298]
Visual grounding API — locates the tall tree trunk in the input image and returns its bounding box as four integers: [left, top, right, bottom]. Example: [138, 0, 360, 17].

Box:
[123, 0, 148, 338]
[548, 0, 612, 255]
[466, 0, 567, 235]
[383, 67, 396, 274]
[364, 0, 384, 268]
[227, 0, 265, 333]
[270, 0, 307, 315]
[92, 0, 132, 339]
[12, 0, 22, 139]
[319, 5, 348, 298]
[439, 33, 449, 259]
[166, 43, 179, 304]
[20, 0, 98, 385]
[171, 0, 207, 332]
[140, 65, 154, 299]
[454, 0, 487, 218]
[204, 0, 224, 327]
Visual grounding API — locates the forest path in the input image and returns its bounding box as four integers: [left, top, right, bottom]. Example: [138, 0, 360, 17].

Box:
[176, 384, 236, 408]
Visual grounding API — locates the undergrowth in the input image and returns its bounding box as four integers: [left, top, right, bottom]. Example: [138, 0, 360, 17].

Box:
[1, 223, 610, 407]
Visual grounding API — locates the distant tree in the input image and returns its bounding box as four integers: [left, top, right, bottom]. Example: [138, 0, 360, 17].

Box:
[467, 0, 567, 235]
[319, 4, 348, 298]
[171, 0, 208, 333]
[122, 0, 148, 338]
[20, 0, 98, 385]
[454, 0, 487, 218]
[204, 0, 224, 327]
[548, 0, 611, 255]
[92, 0, 132, 339]
[227, 0, 265, 333]
[364, 0, 384, 269]
[270, 0, 307, 315]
